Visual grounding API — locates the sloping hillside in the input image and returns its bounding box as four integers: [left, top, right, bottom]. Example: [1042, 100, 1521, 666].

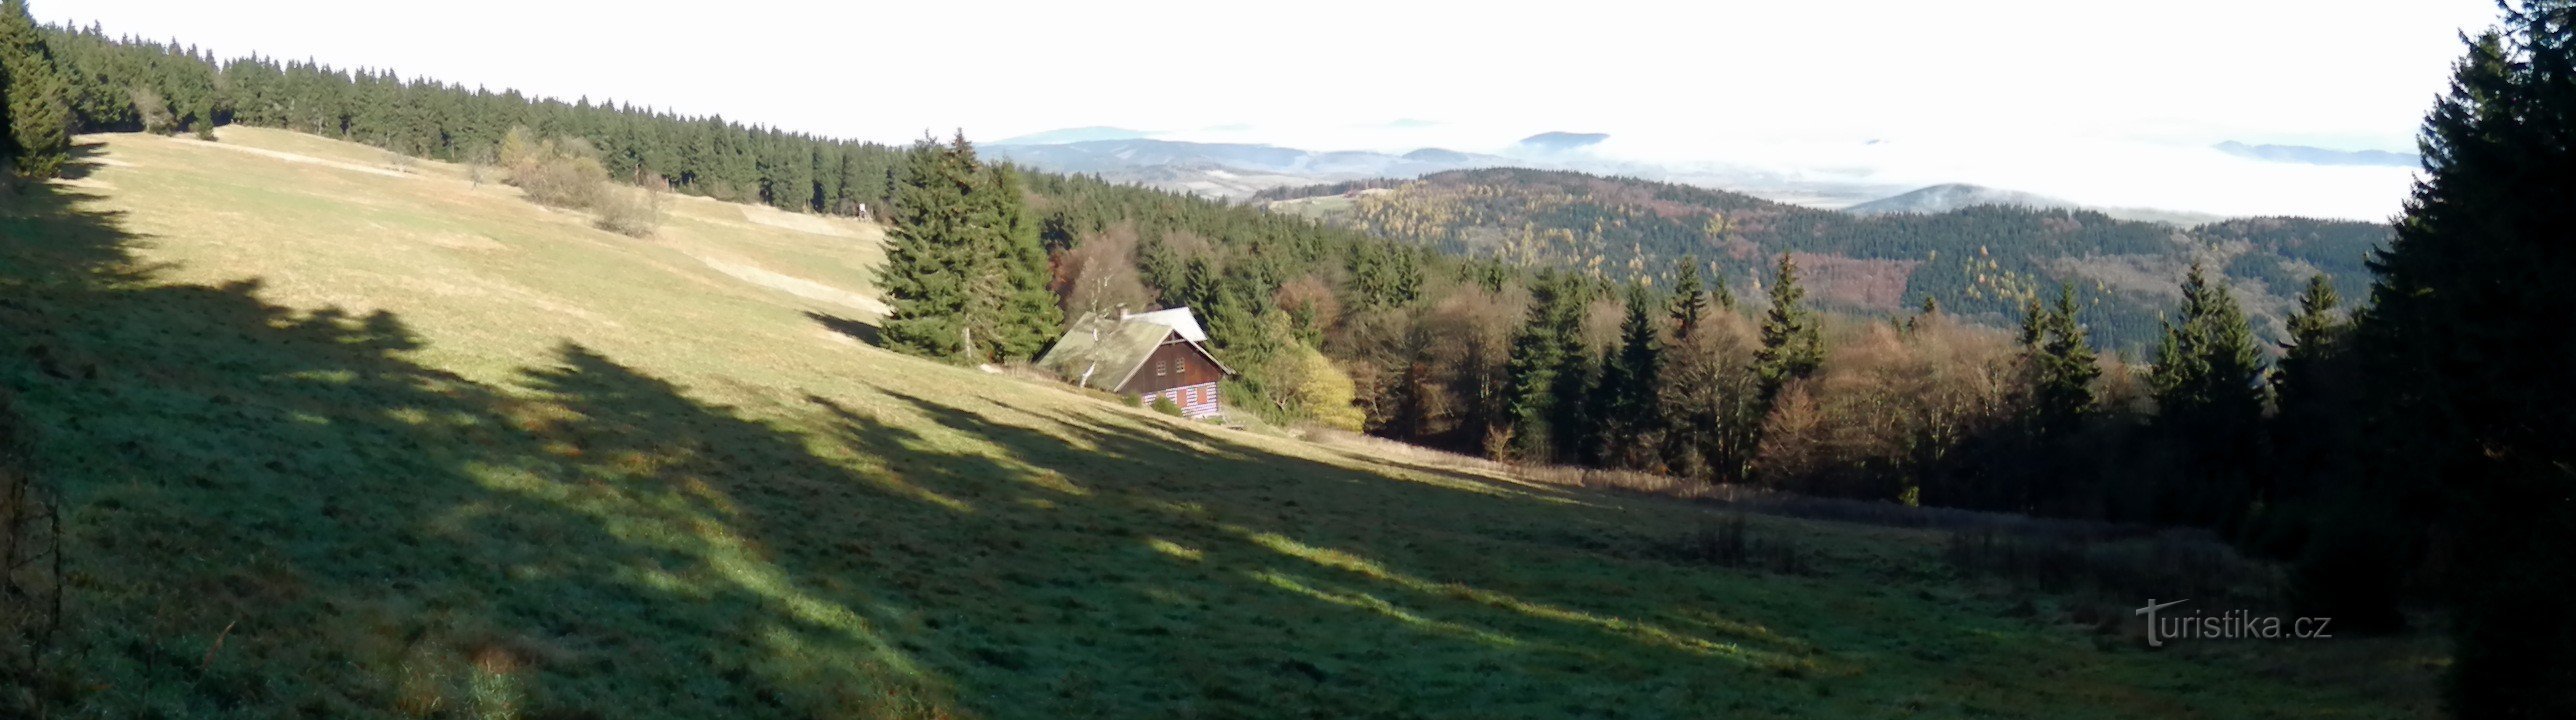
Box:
[1264, 168, 2390, 351]
[1842, 183, 2082, 216]
[0, 129, 2434, 718]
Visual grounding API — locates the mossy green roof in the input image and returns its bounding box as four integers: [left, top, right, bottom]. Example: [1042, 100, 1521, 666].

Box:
[1036, 312, 1178, 392]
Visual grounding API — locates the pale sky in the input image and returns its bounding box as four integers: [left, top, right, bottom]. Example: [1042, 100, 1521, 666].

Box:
[42, 0, 2508, 219]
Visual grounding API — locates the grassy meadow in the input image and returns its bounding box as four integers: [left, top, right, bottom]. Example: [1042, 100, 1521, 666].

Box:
[0, 129, 2441, 718]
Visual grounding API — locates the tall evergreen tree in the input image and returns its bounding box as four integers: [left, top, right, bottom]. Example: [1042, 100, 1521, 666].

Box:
[973, 162, 1064, 361]
[1753, 253, 1822, 401]
[1502, 276, 1575, 461]
[2147, 262, 2266, 528]
[1667, 256, 1709, 340]
[2006, 283, 2099, 511]
[2346, 6, 2576, 714]
[1547, 342, 1601, 467]
[880, 135, 1053, 363]
[0, 0, 69, 180]
[1596, 283, 1665, 468]
[2026, 283, 2099, 441]
[876, 139, 977, 360]
[2272, 275, 2342, 416]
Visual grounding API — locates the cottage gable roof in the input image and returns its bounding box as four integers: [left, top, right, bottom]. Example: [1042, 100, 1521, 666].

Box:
[1034, 308, 1231, 392]
[1123, 307, 1209, 342]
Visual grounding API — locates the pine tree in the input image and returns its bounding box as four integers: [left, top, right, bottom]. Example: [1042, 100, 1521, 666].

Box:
[870, 136, 1061, 364]
[1547, 342, 1601, 467]
[1502, 277, 1570, 461]
[1753, 253, 1822, 401]
[1595, 283, 1666, 468]
[972, 162, 1062, 361]
[2272, 275, 2341, 415]
[2027, 283, 2099, 440]
[2147, 262, 2266, 528]
[2346, 6, 2576, 714]
[1667, 256, 1708, 340]
[2004, 283, 2100, 511]
[876, 138, 983, 361]
[0, 0, 70, 180]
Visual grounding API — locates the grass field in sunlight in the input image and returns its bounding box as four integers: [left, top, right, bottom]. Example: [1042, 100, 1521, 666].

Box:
[0, 128, 2440, 718]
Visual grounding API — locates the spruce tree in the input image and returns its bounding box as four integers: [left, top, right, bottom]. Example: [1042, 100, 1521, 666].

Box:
[973, 162, 1062, 361]
[1753, 253, 1822, 401]
[2027, 283, 2098, 440]
[876, 138, 982, 361]
[1667, 256, 1708, 340]
[2347, 6, 2576, 713]
[2011, 283, 2099, 511]
[1501, 277, 1568, 461]
[1547, 342, 1601, 467]
[0, 0, 69, 180]
[2272, 275, 2341, 415]
[1596, 283, 1664, 468]
[2147, 262, 2265, 527]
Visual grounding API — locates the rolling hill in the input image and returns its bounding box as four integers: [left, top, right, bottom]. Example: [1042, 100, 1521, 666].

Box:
[1839, 183, 2226, 226]
[0, 128, 2436, 718]
[1263, 168, 2390, 352]
[2214, 141, 2420, 168]
[1841, 183, 2081, 216]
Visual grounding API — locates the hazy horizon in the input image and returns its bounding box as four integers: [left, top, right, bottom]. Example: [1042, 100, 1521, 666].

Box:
[39, 0, 2507, 220]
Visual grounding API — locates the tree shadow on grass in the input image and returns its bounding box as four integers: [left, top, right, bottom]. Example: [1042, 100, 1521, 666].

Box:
[1, 164, 1818, 719]
[773, 389, 1826, 716]
[807, 310, 881, 346]
[0, 173, 958, 716]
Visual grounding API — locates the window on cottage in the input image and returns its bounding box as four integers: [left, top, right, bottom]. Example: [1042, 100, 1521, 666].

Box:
[1184, 387, 1196, 404]
[1155, 359, 1167, 376]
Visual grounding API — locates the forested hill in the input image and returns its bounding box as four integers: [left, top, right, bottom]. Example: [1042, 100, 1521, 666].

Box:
[1262, 168, 2392, 351]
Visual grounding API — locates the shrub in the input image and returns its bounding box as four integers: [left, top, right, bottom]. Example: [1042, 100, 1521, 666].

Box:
[500, 127, 609, 209]
[1945, 524, 2277, 606]
[130, 87, 177, 135]
[1149, 396, 1184, 417]
[498, 126, 676, 238]
[593, 185, 665, 238]
[1283, 343, 1364, 431]
[1666, 512, 1809, 574]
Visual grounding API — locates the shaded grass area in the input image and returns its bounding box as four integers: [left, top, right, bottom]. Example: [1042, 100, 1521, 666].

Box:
[0, 135, 2442, 718]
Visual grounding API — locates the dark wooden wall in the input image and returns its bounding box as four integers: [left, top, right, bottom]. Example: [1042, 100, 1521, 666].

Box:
[1122, 340, 1223, 395]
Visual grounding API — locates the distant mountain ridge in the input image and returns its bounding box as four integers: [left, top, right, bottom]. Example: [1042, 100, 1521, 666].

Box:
[991, 126, 1157, 145]
[982, 128, 2249, 225]
[1515, 131, 1611, 153]
[1843, 183, 2080, 215]
[1261, 168, 2390, 352]
[2214, 141, 2419, 168]
[1843, 183, 2226, 226]
[982, 138, 1517, 197]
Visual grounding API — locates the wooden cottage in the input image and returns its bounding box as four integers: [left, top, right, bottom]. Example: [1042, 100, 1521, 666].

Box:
[1035, 307, 1233, 419]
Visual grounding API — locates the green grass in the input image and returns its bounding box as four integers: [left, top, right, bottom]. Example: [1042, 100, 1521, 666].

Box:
[0, 130, 2442, 718]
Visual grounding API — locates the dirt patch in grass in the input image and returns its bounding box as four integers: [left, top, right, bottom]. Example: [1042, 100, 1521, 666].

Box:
[689, 251, 889, 317]
[177, 136, 418, 179]
[741, 205, 855, 238]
